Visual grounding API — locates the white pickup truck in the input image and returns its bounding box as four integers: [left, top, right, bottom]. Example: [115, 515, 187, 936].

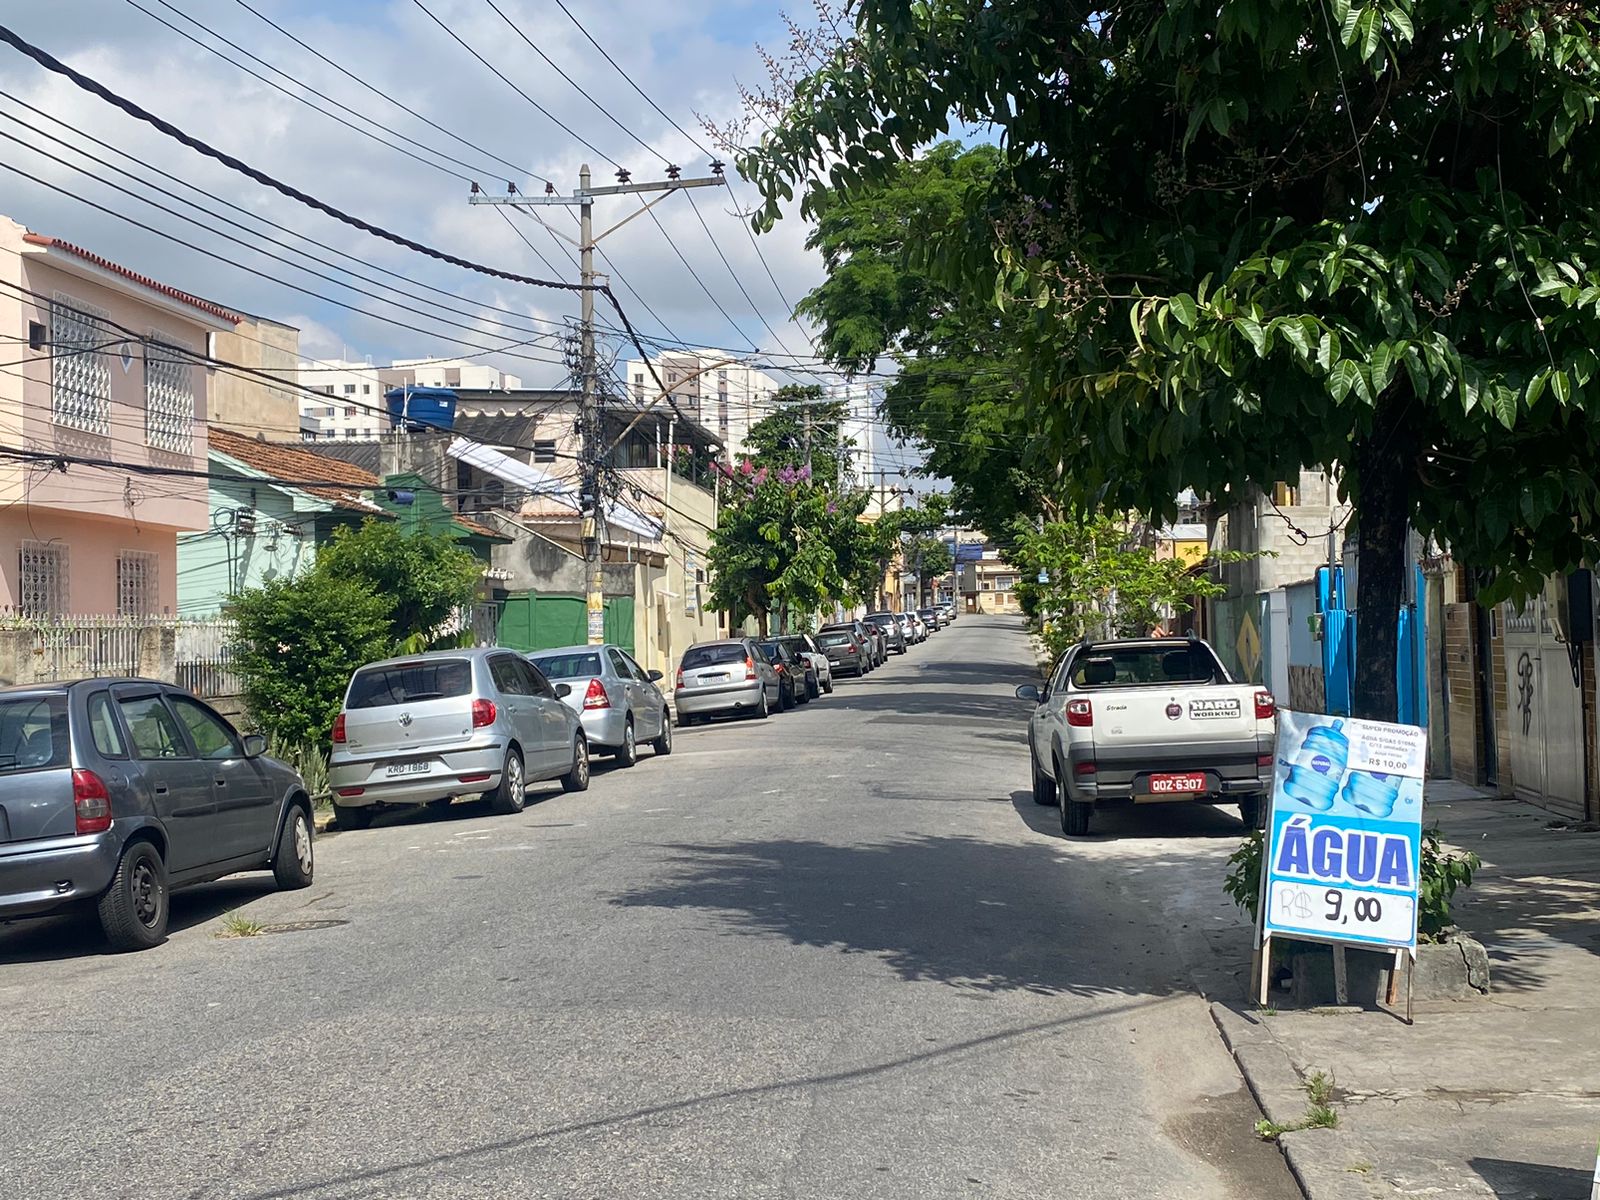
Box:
[1016, 637, 1276, 836]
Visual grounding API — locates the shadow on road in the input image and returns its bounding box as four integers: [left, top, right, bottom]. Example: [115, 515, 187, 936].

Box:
[610, 830, 1209, 999]
[0, 875, 280, 963]
[1008, 790, 1254, 844]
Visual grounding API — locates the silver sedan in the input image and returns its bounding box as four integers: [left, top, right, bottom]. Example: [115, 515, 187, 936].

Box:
[528, 644, 673, 766]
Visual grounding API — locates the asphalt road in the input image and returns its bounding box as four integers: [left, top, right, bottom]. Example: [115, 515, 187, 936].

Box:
[0, 615, 1296, 1200]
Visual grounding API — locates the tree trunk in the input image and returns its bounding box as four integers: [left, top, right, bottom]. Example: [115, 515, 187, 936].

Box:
[1350, 396, 1419, 723]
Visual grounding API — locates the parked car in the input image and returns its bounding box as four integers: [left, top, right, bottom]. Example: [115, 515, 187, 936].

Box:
[675, 638, 781, 722]
[939, 602, 957, 623]
[1016, 637, 1276, 836]
[758, 639, 813, 709]
[329, 649, 589, 830]
[822, 621, 882, 669]
[918, 606, 944, 632]
[892, 612, 917, 647]
[816, 628, 868, 677]
[528, 644, 672, 766]
[776, 633, 832, 696]
[865, 612, 908, 654]
[0, 680, 315, 951]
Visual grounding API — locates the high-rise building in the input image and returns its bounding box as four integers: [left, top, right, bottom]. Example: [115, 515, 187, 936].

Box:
[623, 352, 778, 459]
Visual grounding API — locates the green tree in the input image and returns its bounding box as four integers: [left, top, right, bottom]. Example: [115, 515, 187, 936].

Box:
[740, 384, 852, 486]
[228, 574, 391, 748]
[742, 1, 1600, 721]
[315, 519, 484, 652]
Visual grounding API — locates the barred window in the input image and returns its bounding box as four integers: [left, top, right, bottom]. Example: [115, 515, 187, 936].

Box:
[117, 550, 158, 616]
[50, 297, 111, 435]
[19, 541, 68, 617]
[144, 338, 195, 454]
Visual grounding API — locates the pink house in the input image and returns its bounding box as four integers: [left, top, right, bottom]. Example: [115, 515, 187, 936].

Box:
[0, 215, 239, 616]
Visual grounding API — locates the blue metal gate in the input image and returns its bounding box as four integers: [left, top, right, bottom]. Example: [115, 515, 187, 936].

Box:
[1316, 564, 1427, 724]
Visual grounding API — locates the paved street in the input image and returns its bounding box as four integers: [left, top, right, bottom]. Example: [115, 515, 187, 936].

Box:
[0, 616, 1295, 1200]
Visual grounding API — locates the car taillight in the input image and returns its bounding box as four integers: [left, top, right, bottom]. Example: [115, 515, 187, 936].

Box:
[1255, 690, 1276, 720]
[745, 657, 758, 681]
[472, 699, 497, 728]
[73, 768, 112, 835]
[332, 713, 346, 744]
[1066, 699, 1093, 727]
[675, 668, 685, 689]
[583, 678, 611, 709]
[1257, 753, 1275, 768]
[1074, 761, 1097, 776]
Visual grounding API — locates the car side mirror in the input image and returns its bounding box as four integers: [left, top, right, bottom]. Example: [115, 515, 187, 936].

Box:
[242, 733, 267, 758]
[1014, 684, 1042, 704]
[555, 683, 572, 699]
[647, 669, 664, 682]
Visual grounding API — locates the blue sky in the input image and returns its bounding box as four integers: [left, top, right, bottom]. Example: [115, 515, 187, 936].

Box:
[0, 0, 841, 396]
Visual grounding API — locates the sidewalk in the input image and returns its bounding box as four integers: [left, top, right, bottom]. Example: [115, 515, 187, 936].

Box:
[1214, 781, 1600, 1200]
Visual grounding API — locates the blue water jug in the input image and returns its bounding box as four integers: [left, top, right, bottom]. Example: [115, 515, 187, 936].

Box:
[1342, 770, 1402, 818]
[1282, 720, 1348, 811]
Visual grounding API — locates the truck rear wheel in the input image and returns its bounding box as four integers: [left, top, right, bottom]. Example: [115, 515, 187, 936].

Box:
[1056, 761, 1091, 836]
[1238, 794, 1267, 830]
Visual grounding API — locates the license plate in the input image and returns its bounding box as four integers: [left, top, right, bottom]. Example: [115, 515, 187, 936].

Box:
[1148, 772, 1206, 794]
[385, 761, 431, 778]
[700, 672, 728, 683]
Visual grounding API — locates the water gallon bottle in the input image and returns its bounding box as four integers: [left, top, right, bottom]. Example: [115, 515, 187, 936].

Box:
[1342, 770, 1402, 818]
[1282, 720, 1348, 811]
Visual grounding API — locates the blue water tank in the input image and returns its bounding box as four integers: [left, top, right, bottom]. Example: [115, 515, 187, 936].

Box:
[385, 386, 457, 432]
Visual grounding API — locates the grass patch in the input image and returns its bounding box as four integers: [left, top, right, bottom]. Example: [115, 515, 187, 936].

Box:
[218, 913, 265, 938]
[1255, 1069, 1341, 1140]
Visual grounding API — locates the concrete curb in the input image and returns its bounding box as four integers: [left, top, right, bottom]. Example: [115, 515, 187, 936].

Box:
[1210, 1002, 1397, 1200]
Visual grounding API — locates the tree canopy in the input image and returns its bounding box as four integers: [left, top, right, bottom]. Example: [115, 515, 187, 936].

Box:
[742, 0, 1600, 718]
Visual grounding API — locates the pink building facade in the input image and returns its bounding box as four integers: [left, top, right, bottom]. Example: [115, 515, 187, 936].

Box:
[0, 216, 237, 616]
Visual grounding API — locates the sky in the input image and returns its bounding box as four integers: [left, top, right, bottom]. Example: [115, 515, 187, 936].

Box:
[0, 2, 886, 405]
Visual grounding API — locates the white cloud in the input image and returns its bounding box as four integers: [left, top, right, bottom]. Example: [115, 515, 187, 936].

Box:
[0, 0, 830, 386]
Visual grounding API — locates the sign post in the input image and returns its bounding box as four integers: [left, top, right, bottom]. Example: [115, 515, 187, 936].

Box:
[1257, 710, 1427, 1019]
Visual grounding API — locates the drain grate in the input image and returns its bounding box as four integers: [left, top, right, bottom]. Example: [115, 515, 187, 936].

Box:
[257, 919, 349, 935]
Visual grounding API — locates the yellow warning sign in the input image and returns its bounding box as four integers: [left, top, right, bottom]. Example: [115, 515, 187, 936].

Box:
[1236, 610, 1263, 680]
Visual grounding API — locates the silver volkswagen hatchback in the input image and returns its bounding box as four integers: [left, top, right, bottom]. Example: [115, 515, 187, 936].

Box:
[328, 648, 589, 829]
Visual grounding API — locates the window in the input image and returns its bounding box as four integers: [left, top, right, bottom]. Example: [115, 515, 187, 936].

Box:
[343, 428, 356, 439]
[532, 439, 557, 464]
[169, 695, 241, 760]
[994, 575, 1016, 591]
[19, 541, 68, 617]
[621, 652, 651, 682]
[116, 550, 158, 616]
[347, 659, 473, 709]
[520, 660, 557, 699]
[343, 383, 357, 395]
[681, 643, 747, 670]
[0, 695, 68, 773]
[1070, 644, 1222, 689]
[606, 648, 632, 679]
[117, 695, 190, 760]
[489, 654, 530, 696]
[50, 297, 111, 435]
[529, 651, 601, 679]
[362, 384, 372, 395]
[323, 384, 336, 395]
[323, 406, 336, 417]
[144, 338, 194, 453]
[87, 691, 126, 758]
[344, 406, 356, 417]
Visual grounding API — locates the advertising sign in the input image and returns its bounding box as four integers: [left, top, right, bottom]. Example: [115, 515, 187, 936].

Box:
[1262, 710, 1426, 951]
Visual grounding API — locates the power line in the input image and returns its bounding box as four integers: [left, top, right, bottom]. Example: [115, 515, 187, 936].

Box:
[228, 0, 540, 184]
[644, 207, 760, 351]
[409, 0, 622, 171]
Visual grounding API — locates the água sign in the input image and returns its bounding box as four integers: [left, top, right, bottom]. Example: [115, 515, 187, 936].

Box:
[1262, 711, 1427, 951]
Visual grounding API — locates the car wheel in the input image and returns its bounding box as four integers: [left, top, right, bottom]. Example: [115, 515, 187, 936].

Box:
[779, 683, 794, 712]
[561, 738, 590, 792]
[652, 710, 673, 755]
[333, 802, 374, 831]
[615, 717, 638, 767]
[1057, 762, 1092, 837]
[823, 677, 834, 694]
[272, 806, 315, 890]
[753, 690, 770, 720]
[97, 840, 169, 952]
[807, 678, 819, 700]
[1239, 794, 1267, 831]
[486, 748, 527, 815]
[1031, 754, 1057, 806]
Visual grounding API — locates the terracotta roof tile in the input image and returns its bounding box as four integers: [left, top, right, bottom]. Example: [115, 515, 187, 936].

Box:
[453, 513, 503, 539]
[23, 234, 242, 324]
[208, 427, 387, 515]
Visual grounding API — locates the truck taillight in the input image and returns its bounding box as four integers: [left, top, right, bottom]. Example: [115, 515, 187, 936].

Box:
[73, 769, 112, 835]
[583, 678, 611, 710]
[332, 713, 346, 744]
[472, 699, 497, 728]
[745, 657, 758, 681]
[1254, 690, 1276, 720]
[1066, 699, 1093, 727]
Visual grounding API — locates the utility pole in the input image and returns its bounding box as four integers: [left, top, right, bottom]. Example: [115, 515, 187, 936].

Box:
[469, 163, 726, 644]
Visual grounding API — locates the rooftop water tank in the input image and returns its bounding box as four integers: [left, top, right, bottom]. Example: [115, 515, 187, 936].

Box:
[385, 386, 457, 432]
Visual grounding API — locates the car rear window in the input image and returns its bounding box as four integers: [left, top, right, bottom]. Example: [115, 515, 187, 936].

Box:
[530, 652, 603, 679]
[1071, 644, 1222, 688]
[0, 695, 69, 773]
[347, 659, 474, 709]
[817, 632, 852, 647]
[682, 644, 747, 669]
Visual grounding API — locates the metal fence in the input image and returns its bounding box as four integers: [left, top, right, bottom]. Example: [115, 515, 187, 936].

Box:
[174, 619, 242, 699]
[0, 614, 240, 698]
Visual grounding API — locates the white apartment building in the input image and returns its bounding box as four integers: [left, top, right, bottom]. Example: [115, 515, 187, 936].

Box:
[296, 359, 385, 441]
[832, 380, 877, 488]
[624, 352, 778, 458]
[382, 358, 522, 392]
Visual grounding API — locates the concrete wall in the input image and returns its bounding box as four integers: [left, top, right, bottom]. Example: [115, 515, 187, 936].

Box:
[210, 315, 300, 440]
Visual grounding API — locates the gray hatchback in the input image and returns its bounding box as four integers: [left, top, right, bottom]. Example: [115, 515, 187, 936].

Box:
[0, 680, 315, 951]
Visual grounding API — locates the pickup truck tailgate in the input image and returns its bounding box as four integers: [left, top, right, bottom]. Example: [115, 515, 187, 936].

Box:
[1097, 688, 1259, 746]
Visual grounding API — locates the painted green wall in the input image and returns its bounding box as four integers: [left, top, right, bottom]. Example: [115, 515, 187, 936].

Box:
[498, 593, 635, 653]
